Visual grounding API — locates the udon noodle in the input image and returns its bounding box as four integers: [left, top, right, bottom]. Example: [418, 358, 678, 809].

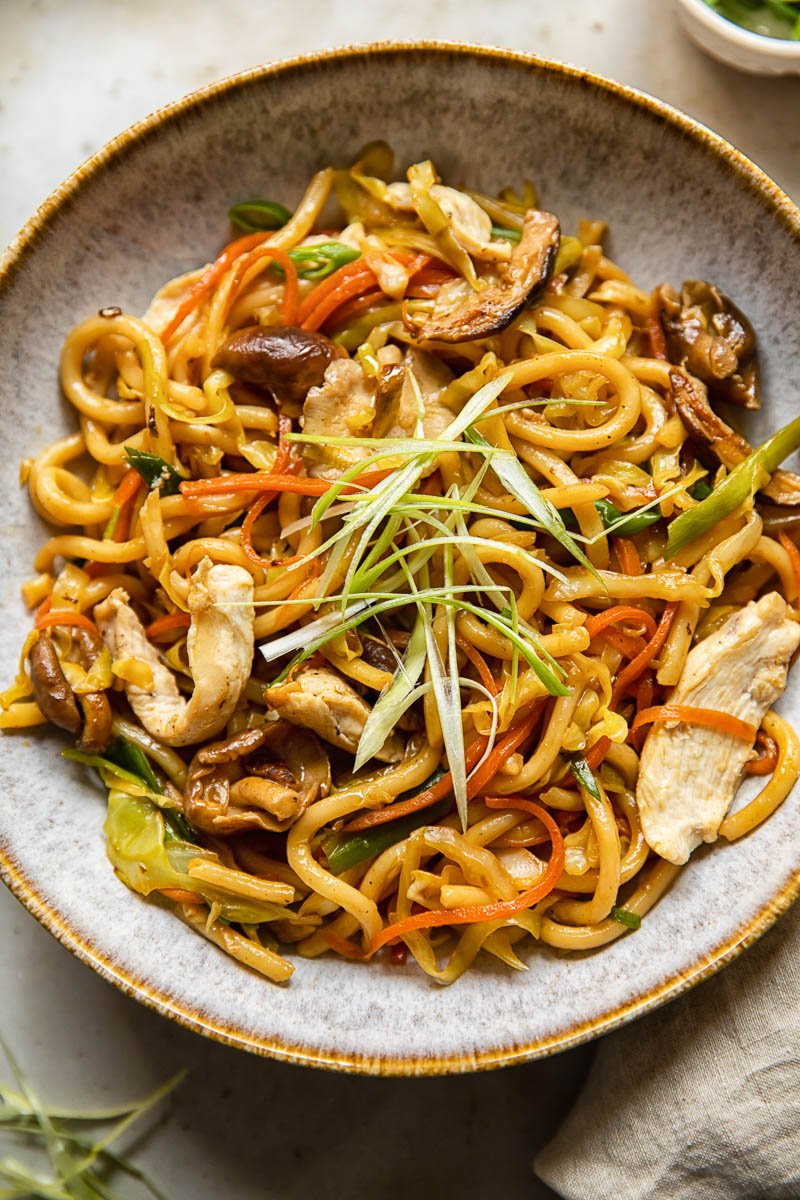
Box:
[4, 143, 800, 984]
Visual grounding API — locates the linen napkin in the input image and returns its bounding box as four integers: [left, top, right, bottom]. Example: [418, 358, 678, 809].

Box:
[535, 899, 800, 1199]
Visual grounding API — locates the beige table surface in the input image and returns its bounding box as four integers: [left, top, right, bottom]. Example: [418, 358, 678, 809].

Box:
[1, 2, 799, 1196]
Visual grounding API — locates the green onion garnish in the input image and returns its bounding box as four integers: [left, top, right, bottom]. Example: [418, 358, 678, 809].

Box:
[228, 199, 292, 232]
[610, 906, 642, 930]
[569, 754, 602, 800]
[124, 446, 183, 495]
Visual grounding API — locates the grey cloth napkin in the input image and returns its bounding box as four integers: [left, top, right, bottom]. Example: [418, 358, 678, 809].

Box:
[535, 901, 800, 1200]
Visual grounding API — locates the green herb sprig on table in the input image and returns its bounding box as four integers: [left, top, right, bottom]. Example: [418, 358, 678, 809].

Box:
[0, 1035, 184, 1199]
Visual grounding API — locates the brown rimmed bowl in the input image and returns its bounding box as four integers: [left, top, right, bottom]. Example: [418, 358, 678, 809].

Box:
[2, 42, 800, 1075]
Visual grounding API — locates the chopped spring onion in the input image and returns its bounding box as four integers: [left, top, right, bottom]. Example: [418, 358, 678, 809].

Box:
[464, 427, 599, 576]
[610, 906, 642, 930]
[228, 199, 292, 232]
[287, 241, 361, 280]
[569, 753, 602, 800]
[666, 412, 800, 558]
[354, 610, 427, 771]
[124, 447, 183, 496]
[491, 224, 522, 243]
[593, 498, 660, 537]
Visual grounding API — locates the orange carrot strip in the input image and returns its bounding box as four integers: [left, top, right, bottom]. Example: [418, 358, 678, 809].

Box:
[161, 231, 270, 343]
[611, 602, 678, 708]
[304, 270, 382, 332]
[180, 468, 392, 500]
[111, 467, 144, 508]
[325, 289, 386, 329]
[158, 888, 204, 904]
[241, 492, 305, 570]
[744, 729, 779, 776]
[632, 704, 757, 741]
[296, 261, 376, 326]
[36, 595, 53, 622]
[342, 738, 489, 835]
[455, 634, 499, 696]
[600, 627, 647, 660]
[583, 736, 612, 773]
[225, 245, 299, 326]
[779, 531, 800, 603]
[585, 605, 656, 642]
[321, 931, 367, 960]
[145, 611, 191, 640]
[614, 536, 642, 577]
[35, 610, 100, 637]
[343, 702, 545, 834]
[369, 799, 564, 954]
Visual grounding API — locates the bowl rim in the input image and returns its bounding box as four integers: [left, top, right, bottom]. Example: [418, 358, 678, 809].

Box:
[677, 0, 800, 58]
[2, 39, 800, 1076]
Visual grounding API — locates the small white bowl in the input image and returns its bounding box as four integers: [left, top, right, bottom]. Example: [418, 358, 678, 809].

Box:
[677, 0, 800, 74]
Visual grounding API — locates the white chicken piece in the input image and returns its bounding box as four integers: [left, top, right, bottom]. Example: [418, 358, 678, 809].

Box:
[264, 667, 403, 762]
[637, 592, 800, 864]
[384, 182, 512, 263]
[95, 558, 254, 747]
[372, 347, 454, 444]
[302, 358, 377, 479]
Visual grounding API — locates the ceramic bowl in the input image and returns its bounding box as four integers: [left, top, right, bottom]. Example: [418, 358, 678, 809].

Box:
[677, 0, 800, 74]
[2, 43, 800, 1076]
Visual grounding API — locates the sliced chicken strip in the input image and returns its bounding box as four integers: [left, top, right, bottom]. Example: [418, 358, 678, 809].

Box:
[264, 667, 403, 762]
[637, 592, 800, 864]
[95, 558, 254, 747]
[302, 358, 377, 479]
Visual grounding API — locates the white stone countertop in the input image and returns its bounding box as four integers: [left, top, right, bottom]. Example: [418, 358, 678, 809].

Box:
[1, 2, 798, 1197]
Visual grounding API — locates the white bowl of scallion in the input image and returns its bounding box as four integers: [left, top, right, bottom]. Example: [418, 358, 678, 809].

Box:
[677, 0, 800, 73]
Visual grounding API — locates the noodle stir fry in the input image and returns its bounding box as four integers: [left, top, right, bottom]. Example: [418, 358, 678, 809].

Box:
[4, 143, 800, 984]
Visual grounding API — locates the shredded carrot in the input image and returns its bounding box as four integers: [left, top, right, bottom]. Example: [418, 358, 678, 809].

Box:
[158, 888, 204, 904]
[145, 611, 191, 640]
[321, 930, 367, 960]
[369, 799, 564, 954]
[485, 795, 554, 848]
[84, 562, 109, 579]
[35, 610, 101, 637]
[601, 627, 647, 659]
[342, 703, 545, 834]
[585, 605, 656, 642]
[36, 595, 52, 622]
[744, 729, 779, 776]
[224, 245, 299, 326]
[455, 634, 499, 696]
[342, 738, 489, 834]
[105, 466, 144, 544]
[583, 736, 611, 773]
[305, 271, 384, 332]
[239, 415, 307, 569]
[326, 289, 386, 329]
[631, 705, 757, 741]
[110, 466, 143, 509]
[297, 262, 377, 329]
[161, 230, 270, 343]
[180, 468, 392, 500]
[241, 493, 304, 570]
[778, 531, 800, 603]
[614, 536, 642, 577]
[611, 601, 678, 708]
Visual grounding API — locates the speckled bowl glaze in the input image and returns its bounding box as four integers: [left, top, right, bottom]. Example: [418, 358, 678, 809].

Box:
[2, 43, 800, 1076]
